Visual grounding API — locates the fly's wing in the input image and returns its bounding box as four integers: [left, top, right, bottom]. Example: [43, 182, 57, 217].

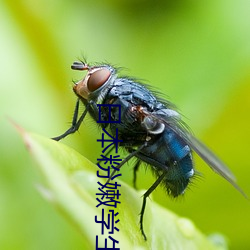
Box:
[172, 123, 247, 198]
[182, 131, 248, 197]
[150, 110, 247, 198]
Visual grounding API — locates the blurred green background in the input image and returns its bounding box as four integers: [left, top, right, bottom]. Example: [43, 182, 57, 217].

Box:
[1, 0, 250, 249]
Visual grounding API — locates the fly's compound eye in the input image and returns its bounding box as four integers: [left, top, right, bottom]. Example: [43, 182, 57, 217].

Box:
[87, 68, 111, 92]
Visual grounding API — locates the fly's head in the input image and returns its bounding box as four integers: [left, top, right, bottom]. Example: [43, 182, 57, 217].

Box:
[72, 61, 116, 101]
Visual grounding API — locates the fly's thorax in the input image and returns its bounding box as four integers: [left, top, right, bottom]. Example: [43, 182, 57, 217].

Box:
[73, 64, 117, 103]
[140, 109, 181, 135]
[142, 115, 165, 134]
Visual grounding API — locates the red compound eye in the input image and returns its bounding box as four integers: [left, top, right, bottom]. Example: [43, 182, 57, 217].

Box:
[87, 68, 111, 92]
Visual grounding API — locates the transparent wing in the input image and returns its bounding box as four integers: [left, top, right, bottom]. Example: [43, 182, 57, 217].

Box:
[148, 110, 247, 198]
[170, 122, 247, 198]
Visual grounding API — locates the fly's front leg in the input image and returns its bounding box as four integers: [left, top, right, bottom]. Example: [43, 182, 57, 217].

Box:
[52, 99, 89, 141]
[140, 171, 167, 240]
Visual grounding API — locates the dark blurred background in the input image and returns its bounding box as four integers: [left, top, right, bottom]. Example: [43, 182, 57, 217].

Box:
[0, 0, 250, 249]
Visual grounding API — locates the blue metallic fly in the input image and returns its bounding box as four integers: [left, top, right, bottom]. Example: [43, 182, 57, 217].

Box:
[52, 60, 246, 240]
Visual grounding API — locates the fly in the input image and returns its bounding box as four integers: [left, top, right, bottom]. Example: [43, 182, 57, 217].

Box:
[52, 60, 247, 240]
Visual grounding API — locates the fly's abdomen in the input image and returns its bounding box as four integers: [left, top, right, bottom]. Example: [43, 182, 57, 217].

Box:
[138, 128, 194, 197]
[163, 129, 194, 196]
[164, 154, 193, 197]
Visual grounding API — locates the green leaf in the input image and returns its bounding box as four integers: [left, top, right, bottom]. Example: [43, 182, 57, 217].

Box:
[18, 127, 227, 250]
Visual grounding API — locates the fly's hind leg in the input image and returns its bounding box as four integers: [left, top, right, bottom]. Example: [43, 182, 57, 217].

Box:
[140, 171, 167, 240]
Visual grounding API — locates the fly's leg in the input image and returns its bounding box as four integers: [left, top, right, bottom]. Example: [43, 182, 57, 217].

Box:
[133, 160, 141, 189]
[106, 143, 147, 184]
[96, 145, 115, 165]
[52, 99, 100, 141]
[140, 171, 167, 240]
[126, 147, 141, 189]
[52, 99, 90, 141]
